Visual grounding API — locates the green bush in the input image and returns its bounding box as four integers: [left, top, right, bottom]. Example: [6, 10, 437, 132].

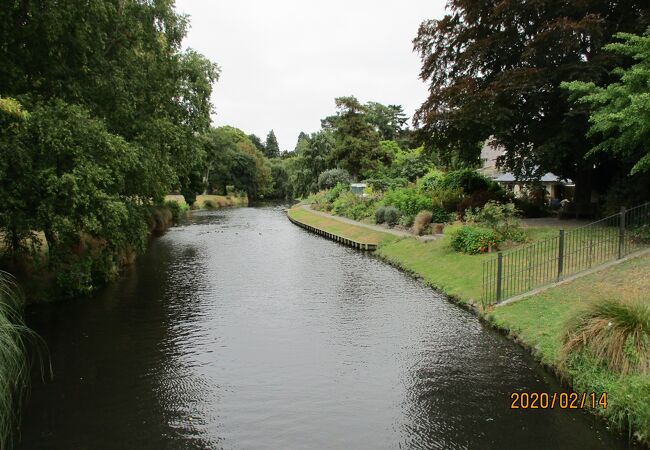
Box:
[384, 206, 401, 227]
[430, 186, 465, 213]
[450, 226, 502, 254]
[382, 187, 433, 217]
[318, 168, 351, 190]
[464, 201, 525, 242]
[417, 169, 445, 193]
[165, 200, 188, 223]
[431, 205, 453, 223]
[364, 177, 408, 192]
[438, 168, 496, 194]
[375, 206, 387, 224]
[331, 191, 375, 221]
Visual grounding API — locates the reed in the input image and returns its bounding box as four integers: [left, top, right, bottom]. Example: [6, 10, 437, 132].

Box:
[0, 270, 43, 449]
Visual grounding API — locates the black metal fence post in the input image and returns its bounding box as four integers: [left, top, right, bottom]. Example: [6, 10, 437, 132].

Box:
[496, 252, 503, 302]
[557, 229, 565, 281]
[618, 206, 627, 259]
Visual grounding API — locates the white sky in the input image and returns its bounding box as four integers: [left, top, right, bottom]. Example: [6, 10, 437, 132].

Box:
[174, 0, 446, 151]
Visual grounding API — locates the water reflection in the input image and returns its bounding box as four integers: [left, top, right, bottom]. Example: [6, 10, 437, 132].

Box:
[19, 206, 636, 449]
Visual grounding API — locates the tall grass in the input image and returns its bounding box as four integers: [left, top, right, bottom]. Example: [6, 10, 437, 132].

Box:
[561, 298, 650, 375]
[0, 270, 39, 449]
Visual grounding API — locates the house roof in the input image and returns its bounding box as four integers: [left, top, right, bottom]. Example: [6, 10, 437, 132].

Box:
[494, 172, 573, 184]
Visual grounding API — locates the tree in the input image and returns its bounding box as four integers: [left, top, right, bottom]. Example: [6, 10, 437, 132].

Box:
[248, 133, 266, 153]
[322, 96, 386, 179]
[286, 130, 334, 197]
[563, 28, 650, 176]
[201, 126, 272, 198]
[264, 130, 280, 158]
[413, 0, 650, 212]
[365, 102, 408, 141]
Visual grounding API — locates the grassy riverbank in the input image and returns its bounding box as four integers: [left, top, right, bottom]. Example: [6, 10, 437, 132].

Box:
[288, 205, 650, 446]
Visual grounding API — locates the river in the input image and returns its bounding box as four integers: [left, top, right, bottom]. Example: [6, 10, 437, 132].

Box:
[18, 206, 636, 449]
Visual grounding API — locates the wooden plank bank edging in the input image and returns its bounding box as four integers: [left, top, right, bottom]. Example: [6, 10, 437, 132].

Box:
[287, 213, 377, 251]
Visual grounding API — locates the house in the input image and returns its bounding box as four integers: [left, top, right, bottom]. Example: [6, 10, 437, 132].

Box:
[479, 139, 574, 202]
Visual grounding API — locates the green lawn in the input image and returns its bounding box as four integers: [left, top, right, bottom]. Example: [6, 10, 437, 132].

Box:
[288, 207, 396, 245]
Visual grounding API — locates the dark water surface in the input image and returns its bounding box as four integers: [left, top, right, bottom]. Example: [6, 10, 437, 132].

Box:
[19, 206, 635, 449]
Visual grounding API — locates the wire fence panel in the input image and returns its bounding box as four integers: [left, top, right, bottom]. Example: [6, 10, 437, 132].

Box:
[481, 202, 650, 307]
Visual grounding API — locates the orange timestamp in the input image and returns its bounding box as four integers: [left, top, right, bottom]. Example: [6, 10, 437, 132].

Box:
[510, 391, 607, 410]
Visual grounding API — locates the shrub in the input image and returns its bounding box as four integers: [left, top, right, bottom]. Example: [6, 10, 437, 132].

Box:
[384, 206, 401, 227]
[203, 199, 215, 209]
[457, 190, 505, 218]
[400, 214, 415, 228]
[382, 187, 433, 217]
[438, 168, 495, 194]
[514, 197, 549, 218]
[465, 201, 524, 242]
[561, 299, 650, 375]
[331, 191, 375, 221]
[432, 187, 465, 212]
[630, 224, 650, 244]
[430, 205, 452, 224]
[318, 168, 351, 190]
[364, 177, 408, 192]
[375, 206, 387, 224]
[413, 211, 433, 235]
[450, 226, 502, 254]
[417, 169, 445, 193]
[165, 200, 188, 223]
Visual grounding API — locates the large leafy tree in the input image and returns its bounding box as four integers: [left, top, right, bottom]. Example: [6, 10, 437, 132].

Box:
[564, 28, 650, 176]
[413, 0, 650, 211]
[287, 131, 334, 198]
[0, 1, 219, 295]
[322, 96, 388, 179]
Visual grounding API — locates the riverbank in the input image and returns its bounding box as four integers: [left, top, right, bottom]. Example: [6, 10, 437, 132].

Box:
[287, 205, 650, 446]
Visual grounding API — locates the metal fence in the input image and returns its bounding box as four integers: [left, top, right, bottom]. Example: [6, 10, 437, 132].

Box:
[482, 202, 650, 307]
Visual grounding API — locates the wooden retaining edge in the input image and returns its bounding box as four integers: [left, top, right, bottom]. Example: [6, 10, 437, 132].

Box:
[287, 213, 377, 251]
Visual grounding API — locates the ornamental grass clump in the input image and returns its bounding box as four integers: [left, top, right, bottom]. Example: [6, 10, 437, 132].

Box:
[413, 210, 433, 235]
[561, 299, 650, 375]
[0, 271, 40, 449]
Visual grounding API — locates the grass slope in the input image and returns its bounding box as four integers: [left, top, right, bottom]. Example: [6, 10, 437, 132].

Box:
[288, 207, 395, 245]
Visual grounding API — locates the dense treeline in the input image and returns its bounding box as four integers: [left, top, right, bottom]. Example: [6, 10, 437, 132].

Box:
[0, 1, 219, 297]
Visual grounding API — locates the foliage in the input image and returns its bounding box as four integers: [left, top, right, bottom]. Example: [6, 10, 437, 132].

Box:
[562, 299, 650, 375]
[414, 1, 650, 209]
[388, 146, 433, 181]
[416, 169, 445, 193]
[383, 206, 401, 227]
[375, 206, 387, 224]
[431, 187, 465, 213]
[323, 96, 386, 178]
[413, 210, 433, 235]
[201, 126, 272, 199]
[264, 130, 280, 159]
[430, 205, 453, 224]
[331, 191, 376, 221]
[317, 168, 351, 190]
[165, 201, 189, 223]
[269, 159, 290, 199]
[451, 226, 502, 254]
[465, 201, 524, 242]
[630, 224, 650, 244]
[438, 169, 496, 195]
[363, 177, 408, 192]
[382, 187, 433, 217]
[287, 130, 334, 198]
[563, 28, 650, 176]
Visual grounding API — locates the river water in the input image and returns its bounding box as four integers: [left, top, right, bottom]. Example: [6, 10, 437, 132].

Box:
[18, 206, 635, 449]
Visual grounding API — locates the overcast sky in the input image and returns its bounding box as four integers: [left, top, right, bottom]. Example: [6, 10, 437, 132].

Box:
[174, 1, 446, 151]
